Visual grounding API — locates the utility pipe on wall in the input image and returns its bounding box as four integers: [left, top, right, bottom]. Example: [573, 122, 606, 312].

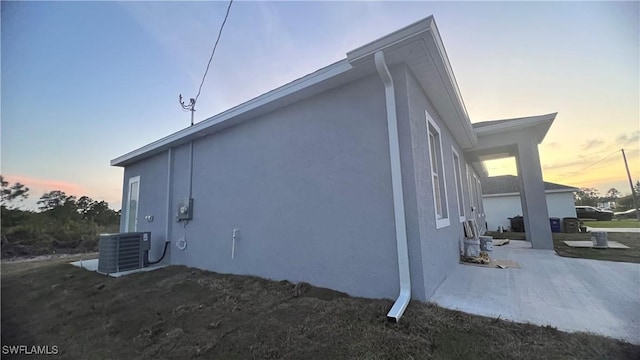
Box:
[374, 51, 411, 322]
[188, 141, 194, 200]
[165, 148, 173, 255]
[177, 141, 195, 250]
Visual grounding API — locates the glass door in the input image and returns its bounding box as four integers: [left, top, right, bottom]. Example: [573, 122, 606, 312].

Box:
[125, 176, 140, 232]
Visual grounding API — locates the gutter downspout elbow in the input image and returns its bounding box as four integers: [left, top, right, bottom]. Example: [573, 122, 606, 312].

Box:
[374, 51, 411, 323]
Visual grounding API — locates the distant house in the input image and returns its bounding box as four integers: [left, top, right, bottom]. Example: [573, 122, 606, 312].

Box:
[111, 16, 557, 321]
[481, 175, 578, 231]
[596, 202, 616, 210]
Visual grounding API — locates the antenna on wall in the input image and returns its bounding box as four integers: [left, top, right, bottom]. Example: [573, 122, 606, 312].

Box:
[179, 94, 196, 126]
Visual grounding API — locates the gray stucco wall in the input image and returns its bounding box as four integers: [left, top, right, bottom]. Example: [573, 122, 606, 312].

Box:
[404, 67, 468, 298]
[163, 72, 403, 300]
[392, 65, 426, 301]
[120, 151, 170, 263]
[118, 63, 481, 302]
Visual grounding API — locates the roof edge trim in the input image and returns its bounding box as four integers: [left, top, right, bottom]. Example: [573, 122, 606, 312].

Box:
[111, 59, 353, 166]
[347, 16, 435, 64]
[474, 112, 557, 135]
[483, 188, 579, 197]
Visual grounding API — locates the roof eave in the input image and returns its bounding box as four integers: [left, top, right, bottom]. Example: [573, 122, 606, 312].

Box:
[483, 188, 579, 197]
[347, 16, 477, 149]
[474, 112, 557, 144]
[111, 59, 354, 167]
[112, 15, 478, 167]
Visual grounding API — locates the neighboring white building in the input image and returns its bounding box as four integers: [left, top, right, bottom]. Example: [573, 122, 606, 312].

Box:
[597, 202, 616, 210]
[481, 175, 578, 231]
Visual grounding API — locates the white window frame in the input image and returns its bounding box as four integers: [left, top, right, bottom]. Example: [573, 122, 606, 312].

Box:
[125, 176, 140, 232]
[425, 111, 449, 229]
[466, 168, 484, 219]
[475, 175, 484, 216]
[451, 147, 466, 223]
[466, 164, 475, 212]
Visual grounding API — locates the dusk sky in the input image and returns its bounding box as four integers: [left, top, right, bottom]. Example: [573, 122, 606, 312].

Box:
[2, 1, 638, 211]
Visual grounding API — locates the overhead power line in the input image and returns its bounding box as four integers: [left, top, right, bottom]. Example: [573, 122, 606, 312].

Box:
[179, 0, 234, 125]
[568, 149, 621, 175]
[195, 0, 234, 102]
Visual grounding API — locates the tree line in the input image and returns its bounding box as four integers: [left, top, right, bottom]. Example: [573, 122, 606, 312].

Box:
[1, 175, 119, 225]
[1, 175, 120, 258]
[574, 181, 640, 209]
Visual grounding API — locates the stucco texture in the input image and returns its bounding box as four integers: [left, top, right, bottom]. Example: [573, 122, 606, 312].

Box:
[119, 64, 479, 302]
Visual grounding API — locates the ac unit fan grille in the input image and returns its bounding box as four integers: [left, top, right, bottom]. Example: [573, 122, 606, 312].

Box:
[98, 232, 150, 274]
[117, 234, 144, 271]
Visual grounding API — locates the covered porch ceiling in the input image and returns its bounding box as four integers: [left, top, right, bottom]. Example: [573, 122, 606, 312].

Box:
[465, 113, 556, 163]
[465, 112, 557, 250]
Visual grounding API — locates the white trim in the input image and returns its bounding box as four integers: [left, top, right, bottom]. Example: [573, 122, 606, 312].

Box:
[465, 167, 485, 224]
[473, 113, 556, 135]
[426, 110, 450, 229]
[473, 113, 556, 146]
[451, 147, 466, 223]
[466, 164, 476, 213]
[483, 188, 579, 198]
[375, 51, 411, 323]
[114, 16, 480, 167]
[111, 60, 353, 167]
[125, 176, 140, 232]
[348, 17, 435, 63]
[475, 174, 484, 217]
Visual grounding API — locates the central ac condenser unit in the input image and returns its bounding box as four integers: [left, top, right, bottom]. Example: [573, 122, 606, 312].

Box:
[98, 232, 151, 274]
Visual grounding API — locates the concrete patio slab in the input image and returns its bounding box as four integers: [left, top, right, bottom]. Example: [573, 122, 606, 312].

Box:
[563, 241, 631, 249]
[430, 240, 640, 344]
[461, 259, 521, 269]
[70, 259, 168, 278]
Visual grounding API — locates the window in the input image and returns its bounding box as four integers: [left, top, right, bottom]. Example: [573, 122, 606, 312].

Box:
[452, 148, 465, 222]
[465, 167, 483, 219]
[426, 111, 449, 228]
[475, 176, 483, 215]
[125, 176, 140, 232]
[467, 164, 476, 212]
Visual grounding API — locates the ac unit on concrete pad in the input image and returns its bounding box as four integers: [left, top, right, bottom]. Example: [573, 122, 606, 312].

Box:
[98, 232, 151, 274]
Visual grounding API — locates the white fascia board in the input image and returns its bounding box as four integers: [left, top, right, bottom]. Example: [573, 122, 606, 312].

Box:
[483, 188, 579, 198]
[426, 19, 476, 148]
[347, 16, 476, 149]
[113, 15, 478, 167]
[111, 59, 353, 167]
[347, 16, 435, 63]
[482, 192, 520, 198]
[546, 188, 580, 194]
[474, 113, 557, 143]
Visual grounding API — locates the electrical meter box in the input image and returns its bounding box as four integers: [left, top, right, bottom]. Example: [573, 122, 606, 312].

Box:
[177, 198, 193, 221]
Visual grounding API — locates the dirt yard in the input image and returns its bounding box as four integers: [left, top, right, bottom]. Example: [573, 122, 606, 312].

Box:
[2, 259, 639, 359]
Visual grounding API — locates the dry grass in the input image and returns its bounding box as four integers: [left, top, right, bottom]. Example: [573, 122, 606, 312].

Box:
[583, 220, 640, 228]
[2, 261, 638, 359]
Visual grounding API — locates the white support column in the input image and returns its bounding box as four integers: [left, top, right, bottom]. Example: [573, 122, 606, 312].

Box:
[516, 138, 553, 249]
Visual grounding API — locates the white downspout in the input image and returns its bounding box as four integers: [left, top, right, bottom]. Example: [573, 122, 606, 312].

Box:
[375, 51, 411, 322]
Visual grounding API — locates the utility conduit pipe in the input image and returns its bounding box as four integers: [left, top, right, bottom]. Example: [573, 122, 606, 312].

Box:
[165, 148, 173, 253]
[374, 51, 411, 322]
